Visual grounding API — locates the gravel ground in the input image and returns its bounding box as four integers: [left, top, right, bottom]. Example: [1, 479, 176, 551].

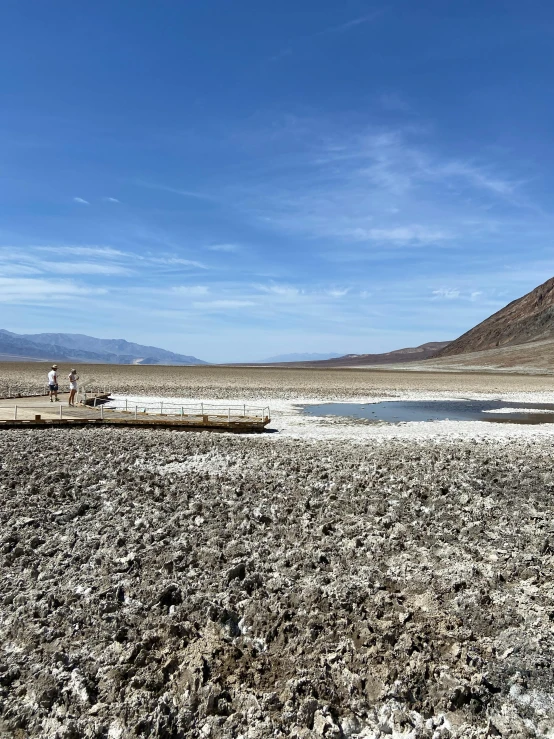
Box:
[1, 365, 554, 738]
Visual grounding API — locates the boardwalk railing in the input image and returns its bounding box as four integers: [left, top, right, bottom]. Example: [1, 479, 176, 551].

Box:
[104, 400, 270, 422]
[9, 404, 67, 420]
[2, 402, 270, 425]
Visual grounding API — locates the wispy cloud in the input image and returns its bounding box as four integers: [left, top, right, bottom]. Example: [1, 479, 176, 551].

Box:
[103, 196, 120, 203]
[145, 256, 208, 269]
[72, 197, 89, 205]
[0, 277, 105, 303]
[269, 10, 382, 62]
[34, 246, 127, 258]
[379, 92, 411, 112]
[268, 47, 293, 63]
[432, 288, 461, 300]
[255, 283, 353, 302]
[207, 243, 240, 252]
[193, 299, 255, 310]
[431, 287, 486, 302]
[0, 248, 133, 278]
[359, 226, 452, 244]
[225, 121, 535, 251]
[171, 285, 209, 296]
[258, 284, 301, 297]
[326, 287, 350, 297]
[39, 261, 132, 276]
[0, 245, 210, 287]
[320, 11, 382, 35]
[134, 181, 213, 201]
[430, 161, 518, 197]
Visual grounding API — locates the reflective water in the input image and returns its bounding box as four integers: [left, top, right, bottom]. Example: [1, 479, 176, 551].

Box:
[302, 400, 554, 425]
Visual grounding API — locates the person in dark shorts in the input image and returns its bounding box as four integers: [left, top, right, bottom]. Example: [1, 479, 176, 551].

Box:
[48, 364, 59, 402]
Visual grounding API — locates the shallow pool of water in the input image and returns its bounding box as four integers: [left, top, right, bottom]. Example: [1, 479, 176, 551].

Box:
[302, 400, 554, 425]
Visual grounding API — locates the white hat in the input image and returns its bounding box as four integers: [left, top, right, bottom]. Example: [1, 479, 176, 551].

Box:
[52, 364, 58, 369]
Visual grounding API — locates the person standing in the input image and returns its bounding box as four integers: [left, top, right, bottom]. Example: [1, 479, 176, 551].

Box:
[68, 368, 79, 406]
[48, 365, 59, 402]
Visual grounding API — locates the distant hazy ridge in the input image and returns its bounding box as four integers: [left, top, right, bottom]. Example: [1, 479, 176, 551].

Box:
[247, 342, 451, 367]
[0, 330, 206, 365]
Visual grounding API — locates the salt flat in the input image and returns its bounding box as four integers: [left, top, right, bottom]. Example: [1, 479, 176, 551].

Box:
[108, 390, 554, 442]
[3, 361, 554, 401]
[1, 363, 554, 738]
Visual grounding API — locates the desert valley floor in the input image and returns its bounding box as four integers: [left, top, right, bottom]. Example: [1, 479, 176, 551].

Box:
[1, 363, 554, 738]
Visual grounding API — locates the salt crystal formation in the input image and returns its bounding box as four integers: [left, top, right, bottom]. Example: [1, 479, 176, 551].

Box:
[1, 428, 553, 737]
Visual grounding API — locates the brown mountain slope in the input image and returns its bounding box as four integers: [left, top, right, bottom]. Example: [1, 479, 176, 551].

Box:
[245, 341, 451, 367]
[437, 276, 554, 358]
[307, 341, 451, 367]
[421, 337, 554, 372]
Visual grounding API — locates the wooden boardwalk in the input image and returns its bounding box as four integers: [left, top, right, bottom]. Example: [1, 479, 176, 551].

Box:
[0, 394, 271, 432]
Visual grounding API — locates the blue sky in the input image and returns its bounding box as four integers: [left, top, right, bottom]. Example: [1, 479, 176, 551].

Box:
[2, 0, 554, 362]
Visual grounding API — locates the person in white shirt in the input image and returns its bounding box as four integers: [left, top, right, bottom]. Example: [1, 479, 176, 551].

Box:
[47, 365, 59, 402]
[68, 369, 79, 406]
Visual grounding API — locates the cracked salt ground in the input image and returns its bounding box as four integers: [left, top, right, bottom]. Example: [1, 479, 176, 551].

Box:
[134, 452, 247, 477]
[3, 366, 554, 737]
[2, 429, 554, 737]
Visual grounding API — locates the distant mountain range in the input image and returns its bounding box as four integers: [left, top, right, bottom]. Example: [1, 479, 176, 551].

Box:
[0, 330, 206, 365]
[254, 352, 343, 363]
[6, 275, 550, 370]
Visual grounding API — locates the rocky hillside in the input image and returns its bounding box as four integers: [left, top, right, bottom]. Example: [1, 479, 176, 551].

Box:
[420, 337, 554, 373]
[437, 276, 554, 358]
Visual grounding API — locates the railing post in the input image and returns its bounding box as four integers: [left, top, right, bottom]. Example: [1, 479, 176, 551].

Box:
[125, 399, 128, 412]
[201, 402, 204, 417]
[59, 404, 63, 420]
[160, 401, 163, 416]
[244, 404, 246, 417]
[100, 405, 104, 420]
[135, 405, 138, 420]
[13, 405, 17, 421]
[181, 407, 184, 418]
[228, 408, 231, 423]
